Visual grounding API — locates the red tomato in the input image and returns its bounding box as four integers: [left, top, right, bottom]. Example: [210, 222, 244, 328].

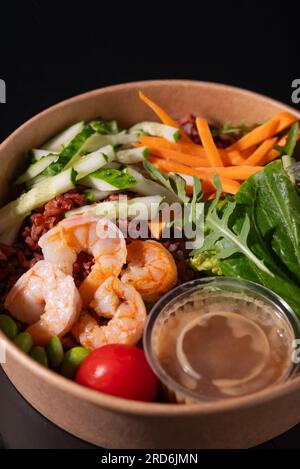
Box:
[76, 344, 158, 402]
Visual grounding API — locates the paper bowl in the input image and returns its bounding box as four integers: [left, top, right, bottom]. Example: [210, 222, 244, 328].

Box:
[1, 80, 300, 449]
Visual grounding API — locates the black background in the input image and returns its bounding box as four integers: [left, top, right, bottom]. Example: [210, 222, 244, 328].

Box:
[1, 1, 300, 143]
[1, 0, 300, 450]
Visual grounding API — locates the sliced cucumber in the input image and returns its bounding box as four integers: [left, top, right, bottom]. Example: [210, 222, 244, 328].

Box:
[74, 145, 115, 180]
[80, 131, 138, 153]
[42, 121, 85, 152]
[130, 121, 181, 143]
[126, 166, 180, 204]
[65, 195, 163, 220]
[0, 168, 76, 234]
[15, 155, 59, 185]
[30, 149, 58, 162]
[29, 147, 117, 190]
[170, 172, 194, 186]
[26, 173, 48, 189]
[84, 189, 117, 204]
[81, 177, 116, 191]
[81, 167, 137, 191]
[126, 195, 163, 220]
[116, 146, 148, 164]
[43, 125, 95, 176]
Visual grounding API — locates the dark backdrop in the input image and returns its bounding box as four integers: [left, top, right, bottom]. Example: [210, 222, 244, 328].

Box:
[1, 0, 300, 450]
[1, 1, 299, 143]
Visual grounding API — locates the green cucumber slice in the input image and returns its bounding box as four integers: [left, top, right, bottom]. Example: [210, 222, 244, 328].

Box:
[130, 121, 181, 143]
[42, 121, 85, 152]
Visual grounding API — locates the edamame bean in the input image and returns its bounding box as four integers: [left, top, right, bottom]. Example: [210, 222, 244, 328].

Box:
[0, 314, 18, 340]
[47, 336, 64, 369]
[61, 347, 90, 379]
[13, 332, 33, 354]
[30, 346, 49, 367]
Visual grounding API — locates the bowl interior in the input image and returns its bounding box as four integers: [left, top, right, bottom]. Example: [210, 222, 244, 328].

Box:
[1, 79, 300, 416]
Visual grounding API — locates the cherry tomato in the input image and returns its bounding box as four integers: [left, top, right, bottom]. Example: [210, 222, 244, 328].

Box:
[76, 344, 158, 402]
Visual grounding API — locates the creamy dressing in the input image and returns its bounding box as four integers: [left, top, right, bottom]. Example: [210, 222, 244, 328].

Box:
[152, 291, 295, 400]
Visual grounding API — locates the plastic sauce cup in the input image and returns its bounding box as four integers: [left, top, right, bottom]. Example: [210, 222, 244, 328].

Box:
[143, 278, 300, 403]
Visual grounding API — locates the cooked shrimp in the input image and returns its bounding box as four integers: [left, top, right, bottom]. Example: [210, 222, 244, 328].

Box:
[39, 216, 127, 307]
[72, 276, 146, 350]
[120, 240, 178, 302]
[5, 261, 82, 346]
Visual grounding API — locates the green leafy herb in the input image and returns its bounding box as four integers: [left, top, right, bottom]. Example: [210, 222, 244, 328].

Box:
[211, 119, 260, 137]
[236, 160, 300, 282]
[192, 175, 273, 275]
[144, 160, 191, 203]
[191, 162, 300, 317]
[90, 119, 119, 134]
[143, 160, 202, 228]
[220, 253, 300, 317]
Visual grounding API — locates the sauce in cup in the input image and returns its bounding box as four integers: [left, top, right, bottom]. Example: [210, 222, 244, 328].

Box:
[144, 278, 300, 403]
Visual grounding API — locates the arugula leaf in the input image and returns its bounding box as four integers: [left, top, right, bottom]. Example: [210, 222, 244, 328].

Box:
[193, 163, 300, 317]
[193, 176, 273, 275]
[189, 176, 202, 226]
[236, 160, 300, 283]
[211, 120, 260, 137]
[143, 160, 203, 238]
[143, 160, 192, 203]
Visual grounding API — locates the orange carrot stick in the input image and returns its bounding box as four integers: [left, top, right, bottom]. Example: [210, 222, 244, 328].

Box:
[228, 112, 298, 152]
[139, 91, 192, 142]
[226, 149, 246, 165]
[138, 135, 245, 166]
[148, 155, 240, 195]
[266, 135, 287, 162]
[266, 131, 300, 162]
[142, 145, 211, 167]
[244, 137, 277, 166]
[185, 186, 216, 199]
[196, 117, 224, 167]
[139, 135, 205, 156]
[197, 165, 263, 180]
